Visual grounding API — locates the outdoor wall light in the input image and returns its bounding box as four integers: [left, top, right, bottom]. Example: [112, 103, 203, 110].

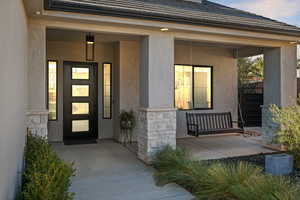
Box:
[86, 33, 95, 61]
[160, 28, 169, 32]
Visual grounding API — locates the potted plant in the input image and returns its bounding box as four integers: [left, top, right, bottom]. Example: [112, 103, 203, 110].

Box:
[119, 110, 136, 144]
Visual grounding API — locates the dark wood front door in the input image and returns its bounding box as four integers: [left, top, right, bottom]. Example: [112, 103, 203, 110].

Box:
[63, 61, 98, 141]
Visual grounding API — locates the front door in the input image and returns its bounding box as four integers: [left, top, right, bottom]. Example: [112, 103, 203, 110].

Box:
[63, 61, 98, 141]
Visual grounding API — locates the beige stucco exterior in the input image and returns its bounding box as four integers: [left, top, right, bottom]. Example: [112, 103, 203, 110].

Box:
[0, 0, 299, 198]
[46, 38, 141, 141]
[45, 33, 239, 141]
[174, 41, 238, 138]
[0, 0, 28, 199]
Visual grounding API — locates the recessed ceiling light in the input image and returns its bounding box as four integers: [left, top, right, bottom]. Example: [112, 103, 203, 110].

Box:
[35, 11, 41, 15]
[289, 41, 297, 44]
[160, 28, 169, 32]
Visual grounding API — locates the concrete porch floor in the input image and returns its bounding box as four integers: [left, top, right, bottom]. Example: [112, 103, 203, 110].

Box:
[52, 141, 194, 200]
[177, 134, 275, 160]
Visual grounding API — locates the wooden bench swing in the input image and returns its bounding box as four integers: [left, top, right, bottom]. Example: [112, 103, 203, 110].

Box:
[186, 112, 244, 137]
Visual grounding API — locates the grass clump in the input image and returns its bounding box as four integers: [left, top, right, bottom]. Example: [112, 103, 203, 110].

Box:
[19, 133, 75, 200]
[153, 146, 300, 200]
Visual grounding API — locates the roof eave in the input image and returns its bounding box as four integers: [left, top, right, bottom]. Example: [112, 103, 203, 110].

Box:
[45, 0, 300, 38]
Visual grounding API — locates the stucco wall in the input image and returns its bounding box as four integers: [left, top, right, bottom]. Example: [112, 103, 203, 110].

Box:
[174, 42, 238, 138]
[114, 41, 140, 141]
[0, 0, 28, 199]
[46, 40, 115, 141]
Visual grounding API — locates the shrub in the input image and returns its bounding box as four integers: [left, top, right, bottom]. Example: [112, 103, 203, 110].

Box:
[20, 133, 75, 200]
[153, 146, 300, 200]
[269, 103, 300, 168]
[199, 162, 300, 200]
[153, 146, 207, 192]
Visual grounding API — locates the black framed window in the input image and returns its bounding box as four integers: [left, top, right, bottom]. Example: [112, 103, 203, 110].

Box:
[103, 63, 112, 119]
[47, 60, 58, 120]
[175, 65, 213, 110]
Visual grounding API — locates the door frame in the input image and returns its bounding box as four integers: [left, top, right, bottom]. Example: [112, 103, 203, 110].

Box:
[63, 61, 99, 141]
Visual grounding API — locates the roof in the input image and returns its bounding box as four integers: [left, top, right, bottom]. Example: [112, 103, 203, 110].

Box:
[45, 0, 300, 37]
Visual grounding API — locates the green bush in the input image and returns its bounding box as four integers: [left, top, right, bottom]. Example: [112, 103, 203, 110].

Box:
[19, 133, 75, 200]
[199, 162, 300, 200]
[269, 103, 300, 168]
[153, 146, 300, 200]
[153, 146, 207, 192]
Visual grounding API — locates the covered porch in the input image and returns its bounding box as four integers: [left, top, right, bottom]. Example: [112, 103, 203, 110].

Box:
[27, 16, 297, 163]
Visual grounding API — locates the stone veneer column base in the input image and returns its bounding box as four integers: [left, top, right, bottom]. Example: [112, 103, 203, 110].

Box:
[137, 108, 177, 163]
[27, 110, 49, 138]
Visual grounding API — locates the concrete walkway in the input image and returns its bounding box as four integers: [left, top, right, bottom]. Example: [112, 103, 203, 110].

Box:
[52, 141, 194, 200]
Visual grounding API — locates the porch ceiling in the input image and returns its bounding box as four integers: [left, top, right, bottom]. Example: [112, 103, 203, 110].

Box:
[175, 39, 249, 49]
[47, 28, 142, 42]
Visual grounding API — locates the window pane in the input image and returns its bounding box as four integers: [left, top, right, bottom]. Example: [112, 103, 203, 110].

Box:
[72, 120, 89, 132]
[48, 61, 57, 120]
[72, 85, 89, 97]
[72, 103, 89, 115]
[194, 67, 212, 109]
[72, 67, 89, 79]
[103, 63, 112, 118]
[175, 65, 193, 109]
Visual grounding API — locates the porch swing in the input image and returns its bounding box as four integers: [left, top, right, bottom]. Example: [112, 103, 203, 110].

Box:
[186, 101, 245, 137]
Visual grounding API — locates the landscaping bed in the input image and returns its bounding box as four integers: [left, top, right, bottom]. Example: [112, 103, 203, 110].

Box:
[153, 146, 300, 200]
[206, 152, 300, 181]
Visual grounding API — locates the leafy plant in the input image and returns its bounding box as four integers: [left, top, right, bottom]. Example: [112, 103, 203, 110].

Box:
[153, 146, 300, 200]
[119, 110, 136, 143]
[119, 110, 136, 131]
[269, 103, 300, 169]
[19, 133, 75, 200]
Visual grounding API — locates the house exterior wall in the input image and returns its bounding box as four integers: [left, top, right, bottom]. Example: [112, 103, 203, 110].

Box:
[46, 39, 141, 142]
[0, 0, 28, 199]
[27, 16, 298, 146]
[174, 42, 238, 138]
[46, 40, 115, 141]
[43, 33, 238, 141]
[114, 41, 140, 141]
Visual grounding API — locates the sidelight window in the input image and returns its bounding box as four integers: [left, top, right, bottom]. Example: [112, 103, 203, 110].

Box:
[47, 60, 58, 120]
[103, 63, 112, 119]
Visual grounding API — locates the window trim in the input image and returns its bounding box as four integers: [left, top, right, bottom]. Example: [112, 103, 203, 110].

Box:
[102, 62, 113, 119]
[174, 64, 213, 111]
[47, 60, 58, 121]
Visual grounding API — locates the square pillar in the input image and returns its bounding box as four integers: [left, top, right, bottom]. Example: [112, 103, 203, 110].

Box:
[138, 35, 176, 163]
[262, 45, 297, 142]
[27, 21, 48, 137]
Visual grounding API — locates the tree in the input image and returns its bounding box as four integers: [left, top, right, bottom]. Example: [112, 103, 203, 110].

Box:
[238, 56, 264, 85]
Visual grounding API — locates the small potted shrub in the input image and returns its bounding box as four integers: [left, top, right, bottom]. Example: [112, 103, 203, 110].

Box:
[119, 110, 136, 144]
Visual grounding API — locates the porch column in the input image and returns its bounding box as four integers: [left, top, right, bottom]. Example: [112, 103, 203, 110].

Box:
[27, 21, 48, 138]
[138, 35, 176, 163]
[262, 45, 297, 142]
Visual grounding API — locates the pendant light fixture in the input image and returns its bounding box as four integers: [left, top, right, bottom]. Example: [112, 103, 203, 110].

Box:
[86, 33, 95, 61]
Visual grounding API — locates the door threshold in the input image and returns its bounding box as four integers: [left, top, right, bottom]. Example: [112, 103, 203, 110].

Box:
[64, 139, 98, 145]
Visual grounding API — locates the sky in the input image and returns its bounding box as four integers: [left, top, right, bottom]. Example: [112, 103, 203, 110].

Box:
[211, 0, 300, 58]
